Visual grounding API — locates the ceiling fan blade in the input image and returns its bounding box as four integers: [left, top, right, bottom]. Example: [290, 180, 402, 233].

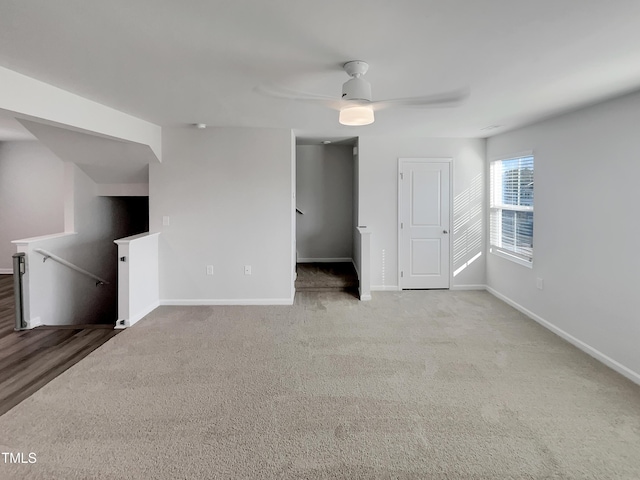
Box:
[254, 83, 343, 110]
[371, 87, 470, 111]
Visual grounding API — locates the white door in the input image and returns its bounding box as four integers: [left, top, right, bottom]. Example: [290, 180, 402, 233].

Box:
[399, 159, 450, 289]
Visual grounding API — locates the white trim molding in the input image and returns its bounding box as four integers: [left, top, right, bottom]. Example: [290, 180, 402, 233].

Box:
[296, 257, 352, 263]
[451, 284, 487, 291]
[486, 286, 640, 387]
[96, 183, 149, 197]
[489, 248, 533, 269]
[491, 150, 534, 163]
[161, 297, 294, 306]
[355, 226, 371, 301]
[27, 316, 43, 329]
[371, 285, 400, 291]
[115, 301, 159, 329]
[0, 268, 13, 275]
[12, 231, 77, 246]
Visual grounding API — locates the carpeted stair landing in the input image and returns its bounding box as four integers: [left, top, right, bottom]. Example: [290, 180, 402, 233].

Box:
[295, 262, 358, 292]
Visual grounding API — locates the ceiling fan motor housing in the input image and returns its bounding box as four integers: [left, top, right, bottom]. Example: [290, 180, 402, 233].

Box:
[342, 77, 372, 102]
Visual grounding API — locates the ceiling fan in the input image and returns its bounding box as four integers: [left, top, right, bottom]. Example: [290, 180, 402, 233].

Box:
[256, 60, 469, 126]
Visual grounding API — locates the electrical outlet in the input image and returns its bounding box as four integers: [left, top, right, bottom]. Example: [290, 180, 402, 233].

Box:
[244, 265, 252, 275]
[162, 216, 170, 226]
[206, 265, 214, 275]
[536, 278, 544, 290]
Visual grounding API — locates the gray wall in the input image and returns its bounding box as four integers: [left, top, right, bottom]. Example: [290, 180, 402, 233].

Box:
[0, 141, 65, 271]
[150, 127, 295, 303]
[486, 89, 640, 379]
[296, 145, 354, 261]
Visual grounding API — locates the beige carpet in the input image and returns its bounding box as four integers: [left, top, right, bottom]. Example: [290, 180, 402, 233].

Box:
[0, 291, 639, 479]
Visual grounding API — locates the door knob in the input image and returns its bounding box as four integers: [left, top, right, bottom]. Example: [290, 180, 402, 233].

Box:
[443, 230, 448, 234]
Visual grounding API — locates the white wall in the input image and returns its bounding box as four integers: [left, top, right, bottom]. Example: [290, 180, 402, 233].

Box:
[296, 145, 353, 261]
[0, 141, 64, 272]
[353, 139, 360, 229]
[353, 227, 371, 301]
[115, 232, 159, 328]
[486, 90, 640, 382]
[150, 127, 295, 304]
[358, 137, 486, 290]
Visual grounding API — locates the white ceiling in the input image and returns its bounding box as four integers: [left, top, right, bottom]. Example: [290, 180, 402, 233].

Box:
[1, 1, 640, 139]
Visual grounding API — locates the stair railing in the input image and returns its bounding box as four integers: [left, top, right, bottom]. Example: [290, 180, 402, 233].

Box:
[12, 252, 27, 330]
[34, 248, 109, 286]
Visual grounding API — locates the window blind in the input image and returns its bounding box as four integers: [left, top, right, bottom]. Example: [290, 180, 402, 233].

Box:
[490, 155, 534, 262]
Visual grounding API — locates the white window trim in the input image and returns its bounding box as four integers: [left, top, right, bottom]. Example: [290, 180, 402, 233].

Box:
[489, 151, 534, 268]
[490, 246, 533, 268]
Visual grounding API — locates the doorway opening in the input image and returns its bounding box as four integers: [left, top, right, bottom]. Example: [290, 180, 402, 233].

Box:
[295, 137, 358, 294]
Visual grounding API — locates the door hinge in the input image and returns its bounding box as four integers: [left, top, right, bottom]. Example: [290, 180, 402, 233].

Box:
[401, 222, 403, 229]
[401, 271, 404, 278]
[400, 172, 404, 180]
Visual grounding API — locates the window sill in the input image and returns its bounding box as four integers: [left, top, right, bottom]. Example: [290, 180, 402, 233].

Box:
[489, 247, 533, 268]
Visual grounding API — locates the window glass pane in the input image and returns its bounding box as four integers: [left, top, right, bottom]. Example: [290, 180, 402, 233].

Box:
[490, 155, 534, 263]
[501, 157, 533, 207]
[501, 210, 533, 256]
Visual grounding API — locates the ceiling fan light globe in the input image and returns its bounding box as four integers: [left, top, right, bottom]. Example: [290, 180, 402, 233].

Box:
[339, 105, 375, 126]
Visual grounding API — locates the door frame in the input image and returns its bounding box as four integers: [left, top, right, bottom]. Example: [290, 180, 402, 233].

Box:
[397, 157, 453, 290]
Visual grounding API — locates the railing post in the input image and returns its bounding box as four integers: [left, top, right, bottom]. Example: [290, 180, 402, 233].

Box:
[12, 252, 27, 330]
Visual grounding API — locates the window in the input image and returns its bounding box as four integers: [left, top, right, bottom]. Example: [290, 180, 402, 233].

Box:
[490, 153, 534, 266]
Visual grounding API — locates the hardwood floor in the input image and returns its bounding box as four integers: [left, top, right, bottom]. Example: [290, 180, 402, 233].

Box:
[0, 272, 17, 337]
[0, 275, 120, 417]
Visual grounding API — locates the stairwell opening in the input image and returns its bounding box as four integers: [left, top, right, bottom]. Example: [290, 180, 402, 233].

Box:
[295, 138, 358, 295]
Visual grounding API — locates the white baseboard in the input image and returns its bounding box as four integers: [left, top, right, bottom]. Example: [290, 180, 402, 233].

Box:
[129, 301, 160, 326]
[486, 286, 640, 386]
[160, 297, 294, 306]
[116, 301, 160, 328]
[451, 284, 487, 291]
[359, 292, 372, 301]
[297, 257, 353, 263]
[371, 285, 400, 291]
[27, 316, 42, 329]
[0, 268, 13, 274]
[374, 285, 485, 292]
